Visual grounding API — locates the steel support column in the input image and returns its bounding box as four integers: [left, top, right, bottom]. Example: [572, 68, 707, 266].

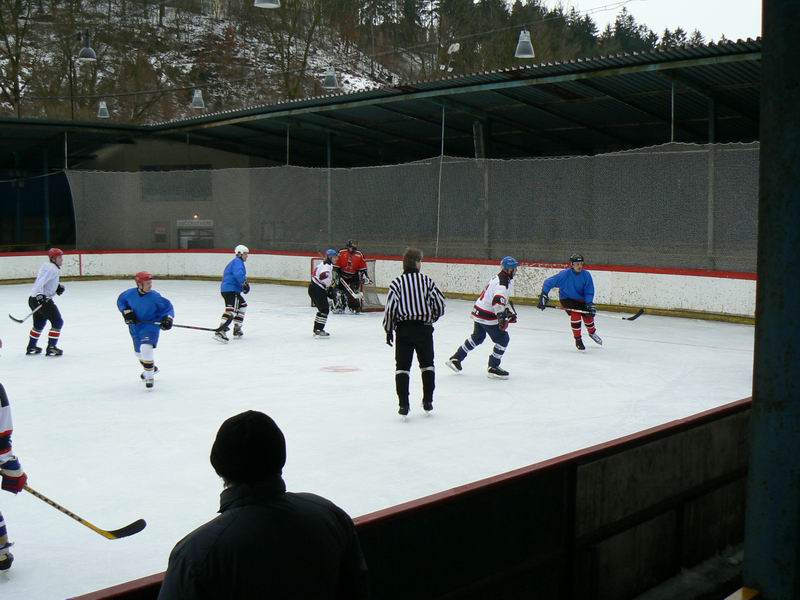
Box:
[743, 2, 800, 598]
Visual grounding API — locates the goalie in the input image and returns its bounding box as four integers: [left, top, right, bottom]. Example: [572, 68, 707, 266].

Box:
[332, 240, 370, 313]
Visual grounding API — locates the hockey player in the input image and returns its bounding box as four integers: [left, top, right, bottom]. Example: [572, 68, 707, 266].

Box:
[117, 272, 175, 389]
[333, 240, 369, 313]
[537, 254, 601, 351]
[216, 245, 250, 342]
[1, 382, 28, 571]
[447, 256, 518, 379]
[26, 247, 66, 356]
[308, 249, 338, 338]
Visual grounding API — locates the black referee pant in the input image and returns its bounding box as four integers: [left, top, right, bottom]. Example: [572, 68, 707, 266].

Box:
[395, 321, 435, 409]
[308, 283, 330, 331]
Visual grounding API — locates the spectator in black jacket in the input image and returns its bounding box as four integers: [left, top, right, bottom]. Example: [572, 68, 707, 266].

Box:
[158, 411, 370, 600]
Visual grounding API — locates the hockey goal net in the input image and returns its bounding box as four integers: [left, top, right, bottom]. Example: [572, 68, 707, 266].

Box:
[310, 257, 384, 312]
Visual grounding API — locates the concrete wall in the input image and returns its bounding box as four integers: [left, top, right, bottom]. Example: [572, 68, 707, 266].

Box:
[0, 250, 757, 318]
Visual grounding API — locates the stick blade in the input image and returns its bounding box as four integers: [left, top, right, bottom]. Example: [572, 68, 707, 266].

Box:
[8, 314, 24, 323]
[624, 308, 645, 321]
[104, 518, 147, 539]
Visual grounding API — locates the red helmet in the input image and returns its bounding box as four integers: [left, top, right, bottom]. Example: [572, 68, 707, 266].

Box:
[48, 248, 64, 261]
[135, 271, 153, 285]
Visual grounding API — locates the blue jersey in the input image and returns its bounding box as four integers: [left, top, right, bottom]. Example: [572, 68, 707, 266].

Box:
[221, 257, 247, 293]
[117, 288, 175, 351]
[542, 268, 595, 304]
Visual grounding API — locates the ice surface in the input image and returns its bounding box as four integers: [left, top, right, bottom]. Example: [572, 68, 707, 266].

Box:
[0, 280, 753, 599]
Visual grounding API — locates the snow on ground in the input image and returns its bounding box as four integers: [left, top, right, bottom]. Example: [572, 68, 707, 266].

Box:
[0, 280, 753, 599]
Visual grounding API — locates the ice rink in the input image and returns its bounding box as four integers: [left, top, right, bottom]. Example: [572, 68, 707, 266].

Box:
[0, 279, 753, 599]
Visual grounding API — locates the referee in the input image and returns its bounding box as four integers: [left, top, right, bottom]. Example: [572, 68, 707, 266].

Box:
[383, 248, 446, 417]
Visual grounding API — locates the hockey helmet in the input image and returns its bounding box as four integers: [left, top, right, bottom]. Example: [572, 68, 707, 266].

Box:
[345, 239, 357, 250]
[569, 253, 584, 264]
[235, 244, 250, 256]
[325, 248, 338, 258]
[48, 248, 64, 261]
[501, 256, 519, 271]
[135, 271, 153, 285]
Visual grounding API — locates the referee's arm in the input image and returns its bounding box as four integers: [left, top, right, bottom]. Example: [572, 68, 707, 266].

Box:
[428, 281, 446, 322]
[382, 285, 398, 333]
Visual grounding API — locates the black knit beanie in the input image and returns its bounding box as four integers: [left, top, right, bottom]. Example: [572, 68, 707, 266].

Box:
[210, 411, 286, 484]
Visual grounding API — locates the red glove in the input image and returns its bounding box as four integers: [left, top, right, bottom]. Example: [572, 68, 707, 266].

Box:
[2, 471, 27, 494]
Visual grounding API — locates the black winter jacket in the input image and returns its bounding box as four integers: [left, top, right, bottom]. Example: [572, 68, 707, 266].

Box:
[157, 477, 369, 600]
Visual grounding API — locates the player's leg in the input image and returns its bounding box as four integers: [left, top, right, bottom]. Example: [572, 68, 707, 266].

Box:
[561, 299, 585, 350]
[394, 323, 414, 415]
[216, 292, 236, 342]
[344, 274, 361, 312]
[448, 322, 486, 371]
[308, 284, 330, 336]
[0, 510, 12, 571]
[26, 296, 45, 354]
[582, 312, 602, 345]
[44, 302, 64, 356]
[415, 324, 435, 411]
[233, 294, 247, 338]
[486, 325, 511, 378]
[139, 335, 157, 388]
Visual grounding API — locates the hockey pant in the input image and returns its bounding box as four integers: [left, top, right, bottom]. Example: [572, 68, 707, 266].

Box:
[308, 283, 330, 332]
[454, 322, 509, 368]
[560, 298, 596, 339]
[27, 296, 63, 349]
[394, 321, 435, 408]
[220, 292, 247, 331]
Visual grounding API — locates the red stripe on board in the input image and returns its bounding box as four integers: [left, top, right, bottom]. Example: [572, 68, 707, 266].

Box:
[354, 397, 752, 527]
[0, 249, 757, 280]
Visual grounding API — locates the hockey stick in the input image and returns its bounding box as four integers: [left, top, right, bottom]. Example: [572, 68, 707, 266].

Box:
[340, 279, 364, 300]
[24, 485, 146, 540]
[143, 321, 221, 332]
[8, 303, 44, 324]
[548, 304, 645, 321]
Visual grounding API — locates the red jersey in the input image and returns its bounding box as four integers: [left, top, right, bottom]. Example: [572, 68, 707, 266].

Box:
[335, 249, 368, 275]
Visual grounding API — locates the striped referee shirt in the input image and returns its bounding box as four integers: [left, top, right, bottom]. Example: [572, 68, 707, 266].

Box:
[383, 269, 446, 332]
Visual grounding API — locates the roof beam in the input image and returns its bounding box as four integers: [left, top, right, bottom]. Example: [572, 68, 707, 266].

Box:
[308, 112, 442, 151]
[570, 79, 706, 141]
[658, 71, 759, 123]
[492, 88, 636, 146]
[430, 96, 595, 154]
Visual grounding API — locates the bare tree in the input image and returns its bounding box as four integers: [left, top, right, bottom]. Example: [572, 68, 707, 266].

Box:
[0, 0, 34, 116]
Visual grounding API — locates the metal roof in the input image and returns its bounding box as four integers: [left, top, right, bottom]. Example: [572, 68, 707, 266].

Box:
[0, 38, 761, 170]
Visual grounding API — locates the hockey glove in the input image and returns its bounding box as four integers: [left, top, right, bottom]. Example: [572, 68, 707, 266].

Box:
[34, 294, 50, 306]
[537, 293, 549, 311]
[586, 303, 597, 315]
[242, 282, 251, 294]
[122, 309, 137, 325]
[385, 331, 394, 347]
[56, 284, 65, 296]
[1, 456, 27, 494]
[498, 311, 509, 332]
[160, 316, 174, 331]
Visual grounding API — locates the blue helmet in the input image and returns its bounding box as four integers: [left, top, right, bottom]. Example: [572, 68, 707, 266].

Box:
[501, 256, 518, 271]
[325, 248, 338, 258]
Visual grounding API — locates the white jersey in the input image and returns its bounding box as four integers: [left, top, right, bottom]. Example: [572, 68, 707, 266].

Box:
[312, 262, 335, 290]
[471, 272, 514, 325]
[30, 261, 61, 298]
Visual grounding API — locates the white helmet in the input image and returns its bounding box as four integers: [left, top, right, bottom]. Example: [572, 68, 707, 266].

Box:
[234, 244, 249, 255]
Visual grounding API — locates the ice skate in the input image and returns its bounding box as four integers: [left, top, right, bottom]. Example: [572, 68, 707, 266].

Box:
[589, 332, 603, 346]
[446, 356, 462, 372]
[575, 337, 586, 351]
[213, 329, 229, 343]
[0, 543, 14, 572]
[422, 400, 433, 415]
[398, 404, 409, 418]
[140, 366, 160, 380]
[145, 379, 154, 389]
[25, 346, 42, 355]
[487, 366, 509, 379]
[233, 326, 244, 339]
[313, 330, 330, 338]
[45, 345, 63, 357]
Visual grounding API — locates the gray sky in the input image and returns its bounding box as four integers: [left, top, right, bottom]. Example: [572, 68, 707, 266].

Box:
[546, 0, 761, 42]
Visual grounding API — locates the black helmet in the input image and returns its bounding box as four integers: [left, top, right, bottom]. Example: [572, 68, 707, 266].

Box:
[346, 239, 357, 250]
[569, 254, 584, 264]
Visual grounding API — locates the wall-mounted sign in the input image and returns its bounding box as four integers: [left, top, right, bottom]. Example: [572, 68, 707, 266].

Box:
[177, 219, 214, 228]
